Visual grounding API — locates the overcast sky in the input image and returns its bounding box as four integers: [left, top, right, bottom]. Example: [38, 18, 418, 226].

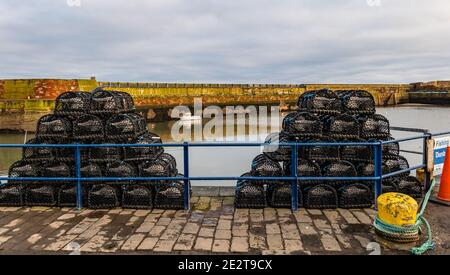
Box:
[1, 0, 449, 83]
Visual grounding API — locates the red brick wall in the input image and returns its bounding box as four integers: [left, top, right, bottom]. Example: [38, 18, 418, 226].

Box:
[33, 79, 79, 99]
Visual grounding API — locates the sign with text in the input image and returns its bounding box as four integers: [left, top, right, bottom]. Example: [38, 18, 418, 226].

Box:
[434, 136, 450, 175]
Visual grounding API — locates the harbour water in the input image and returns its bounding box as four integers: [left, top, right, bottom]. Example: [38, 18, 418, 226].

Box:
[0, 104, 449, 186]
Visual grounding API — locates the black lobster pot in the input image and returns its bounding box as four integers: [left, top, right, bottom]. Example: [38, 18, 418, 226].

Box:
[36, 114, 73, 141]
[304, 184, 338, 209]
[53, 141, 89, 163]
[358, 114, 391, 140]
[25, 185, 59, 206]
[73, 114, 104, 141]
[89, 140, 123, 163]
[321, 160, 358, 187]
[154, 175, 189, 209]
[263, 132, 292, 162]
[90, 90, 135, 117]
[56, 161, 99, 207]
[284, 158, 322, 188]
[267, 183, 302, 208]
[22, 138, 55, 162]
[105, 113, 147, 142]
[298, 89, 342, 115]
[81, 161, 103, 178]
[384, 155, 410, 179]
[300, 138, 340, 162]
[234, 172, 266, 209]
[88, 184, 121, 209]
[357, 162, 390, 188]
[41, 161, 72, 183]
[380, 136, 400, 157]
[122, 184, 154, 209]
[124, 132, 164, 162]
[338, 183, 373, 209]
[324, 114, 360, 140]
[338, 90, 376, 115]
[250, 154, 283, 180]
[54, 91, 91, 116]
[282, 112, 323, 138]
[340, 139, 373, 163]
[105, 161, 137, 185]
[58, 184, 87, 207]
[0, 184, 25, 206]
[382, 181, 399, 194]
[139, 157, 177, 185]
[8, 160, 40, 184]
[396, 176, 423, 198]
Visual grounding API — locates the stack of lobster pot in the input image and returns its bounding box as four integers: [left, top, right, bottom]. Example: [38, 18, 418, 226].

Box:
[235, 89, 423, 209]
[0, 90, 189, 210]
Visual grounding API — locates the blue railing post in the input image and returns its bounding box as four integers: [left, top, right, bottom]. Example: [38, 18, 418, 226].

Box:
[291, 143, 299, 211]
[374, 142, 383, 211]
[183, 142, 190, 210]
[75, 145, 82, 210]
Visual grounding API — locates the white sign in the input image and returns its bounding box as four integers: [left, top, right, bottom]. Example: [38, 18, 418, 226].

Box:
[434, 136, 450, 175]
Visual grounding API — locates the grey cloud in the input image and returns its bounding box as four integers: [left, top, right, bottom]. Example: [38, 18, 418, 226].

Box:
[0, 0, 450, 83]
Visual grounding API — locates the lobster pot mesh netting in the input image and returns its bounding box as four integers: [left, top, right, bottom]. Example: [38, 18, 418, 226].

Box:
[282, 112, 323, 138]
[54, 92, 91, 116]
[88, 184, 121, 209]
[124, 133, 164, 162]
[321, 160, 357, 186]
[283, 158, 322, 187]
[250, 154, 283, 180]
[58, 184, 87, 207]
[8, 160, 40, 184]
[234, 173, 266, 209]
[73, 115, 104, 141]
[324, 114, 360, 140]
[267, 183, 302, 208]
[300, 138, 340, 162]
[90, 90, 134, 116]
[358, 114, 390, 139]
[338, 90, 376, 115]
[122, 184, 154, 209]
[298, 89, 342, 115]
[0, 184, 25, 206]
[384, 155, 410, 179]
[154, 175, 190, 209]
[396, 176, 423, 198]
[340, 142, 372, 163]
[36, 115, 73, 141]
[57, 161, 102, 207]
[105, 113, 147, 141]
[263, 132, 292, 162]
[22, 138, 55, 162]
[357, 162, 390, 188]
[25, 185, 59, 206]
[304, 184, 338, 209]
[381, 136, 400, 157]
[338, 183, 373, 209]
[105, 161, 137, 185]
[41, 161, 72, 185]
[139, 157, 177, 185]
[89, 140, 123, 163]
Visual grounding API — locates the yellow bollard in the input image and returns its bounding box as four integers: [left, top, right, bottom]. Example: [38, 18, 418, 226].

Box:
[377, 192, 418, 227]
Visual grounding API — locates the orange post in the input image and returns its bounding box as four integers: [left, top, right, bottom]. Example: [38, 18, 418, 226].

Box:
[437, 147, 450, 202]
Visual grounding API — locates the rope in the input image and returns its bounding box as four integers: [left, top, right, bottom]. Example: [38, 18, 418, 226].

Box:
[374, 179, 436, 255]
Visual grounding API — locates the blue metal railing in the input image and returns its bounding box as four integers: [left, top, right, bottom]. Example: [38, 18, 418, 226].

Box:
[1, 130, 449, 211]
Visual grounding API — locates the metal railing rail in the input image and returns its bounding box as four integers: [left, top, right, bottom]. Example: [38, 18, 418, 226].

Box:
[1, 130, 449, 211]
